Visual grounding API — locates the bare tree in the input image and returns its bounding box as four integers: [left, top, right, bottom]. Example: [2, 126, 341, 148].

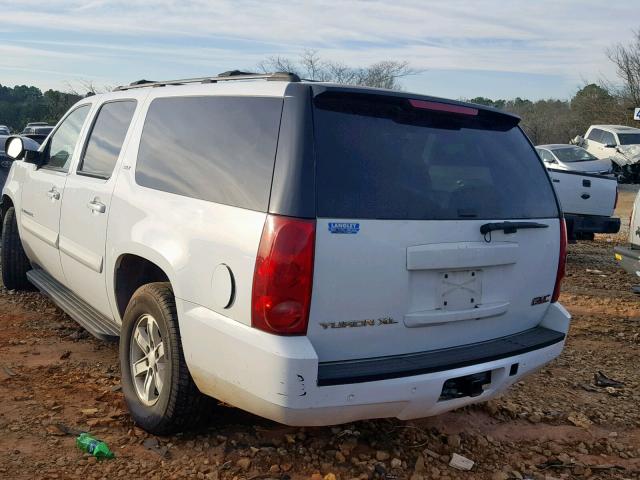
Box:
[257, 49, 418, 90]
[607, 30, 640, 106]
[64, 80, 114, 96]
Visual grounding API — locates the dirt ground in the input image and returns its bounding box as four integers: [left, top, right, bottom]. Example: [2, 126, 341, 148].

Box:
[1, 191, 640, 480]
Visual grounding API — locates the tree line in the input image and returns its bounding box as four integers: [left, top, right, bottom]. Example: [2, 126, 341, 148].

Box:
[467, 83, 634, 145]
[1, 30, 639, 144]
[0, 85, 80, 132]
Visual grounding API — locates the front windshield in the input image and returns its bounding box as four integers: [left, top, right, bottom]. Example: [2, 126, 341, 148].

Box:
[618, 133, 640, 145]
[552, 146, 598, 163]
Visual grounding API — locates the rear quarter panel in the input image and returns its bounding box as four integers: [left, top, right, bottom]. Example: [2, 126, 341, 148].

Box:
[105, 84, 282, 326]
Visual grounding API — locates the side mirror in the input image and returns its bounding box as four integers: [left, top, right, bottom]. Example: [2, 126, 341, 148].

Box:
[5, 136, 43, 165]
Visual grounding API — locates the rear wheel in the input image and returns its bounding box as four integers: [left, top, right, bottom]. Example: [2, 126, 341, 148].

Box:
[1, 206, 33, 290]
[119, 282, 211, 434]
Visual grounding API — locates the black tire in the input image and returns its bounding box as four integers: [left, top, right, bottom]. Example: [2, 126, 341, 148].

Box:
[120, 282, 211, 435]
[1, 206, 33, 291]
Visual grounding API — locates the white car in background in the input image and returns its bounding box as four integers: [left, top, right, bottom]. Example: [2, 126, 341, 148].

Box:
[536, 144, 611, 175]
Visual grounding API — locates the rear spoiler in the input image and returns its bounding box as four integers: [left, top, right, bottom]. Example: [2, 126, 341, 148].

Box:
[310, 85, 520, 126]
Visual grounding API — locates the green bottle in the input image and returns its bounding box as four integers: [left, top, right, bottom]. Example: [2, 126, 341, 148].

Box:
[76, 432, 115, 459]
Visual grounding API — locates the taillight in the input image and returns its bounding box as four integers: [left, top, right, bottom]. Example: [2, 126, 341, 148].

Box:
[614, 186, 619, 210]
[251, 214, 316, 335]
[551, 218, 567, 303]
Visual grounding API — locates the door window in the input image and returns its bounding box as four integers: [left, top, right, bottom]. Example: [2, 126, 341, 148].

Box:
[599, 131, 616, 146]
[78, 100, 137, 178]
[587, 129, 603, 143]
[44, 105, 91, 171]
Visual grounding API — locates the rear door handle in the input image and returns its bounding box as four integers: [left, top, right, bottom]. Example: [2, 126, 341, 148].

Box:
[46, 188, 60, 200]
[87, 200, 106, 213]
[552, 179, 560, 183]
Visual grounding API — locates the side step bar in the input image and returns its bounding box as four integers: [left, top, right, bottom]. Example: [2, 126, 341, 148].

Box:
[27, 269, 119, 341]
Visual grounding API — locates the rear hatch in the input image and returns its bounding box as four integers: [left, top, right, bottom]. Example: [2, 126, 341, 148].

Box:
[307, 90, 561, 362]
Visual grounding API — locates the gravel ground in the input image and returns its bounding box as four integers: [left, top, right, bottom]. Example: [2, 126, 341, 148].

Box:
[1, 199, 639, 479]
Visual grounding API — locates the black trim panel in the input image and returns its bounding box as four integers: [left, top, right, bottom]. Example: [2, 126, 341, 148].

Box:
[268, 83, 316, 218]
[317, 327, 565, 386]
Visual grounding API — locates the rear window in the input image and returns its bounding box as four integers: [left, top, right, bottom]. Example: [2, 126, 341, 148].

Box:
[136, 96, 283, 211]
[313, 91, 558, 220]
[552, 146, 597, 163]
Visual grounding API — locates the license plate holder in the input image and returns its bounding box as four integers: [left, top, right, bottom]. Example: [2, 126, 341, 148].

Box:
[438, 269, 482, 310]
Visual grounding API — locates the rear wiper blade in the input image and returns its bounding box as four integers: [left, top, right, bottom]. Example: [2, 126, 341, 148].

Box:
[480, 221, 549, 235]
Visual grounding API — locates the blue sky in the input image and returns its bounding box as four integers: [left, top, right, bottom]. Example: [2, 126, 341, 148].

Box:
[1, 0, 639, 100]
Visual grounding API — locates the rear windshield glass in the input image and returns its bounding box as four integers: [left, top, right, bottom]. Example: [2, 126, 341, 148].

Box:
[552, 146, 597, 163]
[618, 133, 640, 145]
[313, 91, 558, 220]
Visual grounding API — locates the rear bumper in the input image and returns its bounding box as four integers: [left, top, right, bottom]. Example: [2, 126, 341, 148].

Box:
[614, 245, 640, 276]
[178, 300, 571, 426]
[565, 213, 620, 235]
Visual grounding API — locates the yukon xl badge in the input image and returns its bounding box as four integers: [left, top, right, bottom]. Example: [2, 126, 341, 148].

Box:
[328, 222, 360, 234]
[319, 317, 397, 330]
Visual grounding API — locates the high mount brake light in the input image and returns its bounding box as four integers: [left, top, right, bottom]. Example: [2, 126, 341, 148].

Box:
[251, 215, 316, 335]
[552, 219, 567, 303]
[408, 99, 478, 116]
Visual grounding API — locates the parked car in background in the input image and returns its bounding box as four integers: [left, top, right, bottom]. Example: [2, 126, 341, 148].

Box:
[536, 144, 611, 174]
[21, 122, 49, 132]
[0, 125, 10, 135]
[1, 72, 571, 434]
[575, 125, 640, 183]
[614, 189, 640, 276]
[21, 126, 54, 146]
[22, 126, 54, 136]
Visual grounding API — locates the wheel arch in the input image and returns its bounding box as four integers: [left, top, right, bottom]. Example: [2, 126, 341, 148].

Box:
[111, 248, 179, 323]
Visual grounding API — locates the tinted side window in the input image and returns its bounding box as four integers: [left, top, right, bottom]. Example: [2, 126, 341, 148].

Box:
[79, 101, 136, 178]
[45, 105, 91, 171]
[136, 96, 283, 211]
[587, 129, 603, 142]
[600, 131, 616, 146]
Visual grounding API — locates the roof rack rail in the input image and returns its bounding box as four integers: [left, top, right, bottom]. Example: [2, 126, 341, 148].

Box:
[114, 71, 300, 91]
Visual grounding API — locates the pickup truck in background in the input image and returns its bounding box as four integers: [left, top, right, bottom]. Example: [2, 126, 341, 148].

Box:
[573, 125, 640, 183]
[547, 168, 620, 241]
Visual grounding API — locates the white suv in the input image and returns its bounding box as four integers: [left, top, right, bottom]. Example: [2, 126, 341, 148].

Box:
[1, 72, 571, 434]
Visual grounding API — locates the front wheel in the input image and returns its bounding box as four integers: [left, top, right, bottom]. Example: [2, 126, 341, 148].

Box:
[119, 282, 211, 434]
[1, 206, 33, 291]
